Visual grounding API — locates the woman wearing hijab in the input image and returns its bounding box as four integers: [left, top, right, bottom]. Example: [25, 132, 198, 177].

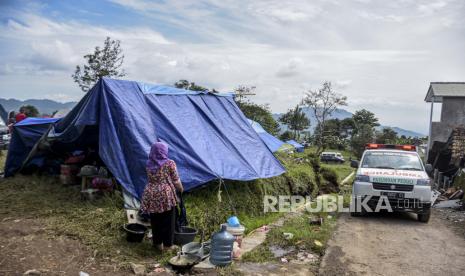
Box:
[141, 142, 184, 251]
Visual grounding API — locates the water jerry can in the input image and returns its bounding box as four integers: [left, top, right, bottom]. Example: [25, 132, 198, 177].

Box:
[210, 224, 235, 266]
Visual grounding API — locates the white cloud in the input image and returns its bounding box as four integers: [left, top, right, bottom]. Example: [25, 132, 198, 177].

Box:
[358, 11, 406, 22]
[334, 80, 352, 89]
[247, 1, 322, 22]
[1, 0, 465, 134]
[417, 1, 448, 15]
[276, 58, 304, 78]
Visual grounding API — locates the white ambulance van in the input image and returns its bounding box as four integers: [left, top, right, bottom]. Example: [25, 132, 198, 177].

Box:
[350, 144, 433, 222]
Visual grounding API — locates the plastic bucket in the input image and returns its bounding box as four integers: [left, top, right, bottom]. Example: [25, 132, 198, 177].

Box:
[174, 226, 198, 245]
[124, 223, 147, 243]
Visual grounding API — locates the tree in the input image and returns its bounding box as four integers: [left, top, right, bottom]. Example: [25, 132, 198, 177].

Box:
[302, 81, 347, 153]
[22, 105, 39, 117]
[280, 131, 293, 141]
[174, 79, 209, 92]
[234, 85, 256, 104]
[350, 123, 375, 158]
[279, 105, 310, 140]
[240, 102, 280, 136]
[340, 118, 355, 138]
[314, 119, 350, 150]
[72, 37, 126, 92]
[350, 109, 379, 157]
[375, 128, 398, 144]
[352, 109, 379, 134]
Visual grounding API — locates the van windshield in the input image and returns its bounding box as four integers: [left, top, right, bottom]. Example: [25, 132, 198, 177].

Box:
[361, 151, 423, 171]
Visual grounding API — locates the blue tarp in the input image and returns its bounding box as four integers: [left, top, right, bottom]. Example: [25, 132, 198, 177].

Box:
[4, 117, 60, 176]
[286, 140, 304, 152]
[247, 119, 285, 152]
[13, 78, 285, 199]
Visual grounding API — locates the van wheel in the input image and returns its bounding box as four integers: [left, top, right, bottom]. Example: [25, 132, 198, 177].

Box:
[418, 210, 431, 223]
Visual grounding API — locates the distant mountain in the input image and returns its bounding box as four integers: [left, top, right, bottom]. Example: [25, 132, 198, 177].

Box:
[377, 126, 426, 138]
[273, 107, 426, 138]
[0, 98, 77, 116]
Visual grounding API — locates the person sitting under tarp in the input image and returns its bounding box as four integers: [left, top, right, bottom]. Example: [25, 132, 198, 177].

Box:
[140, 142, 184, 251]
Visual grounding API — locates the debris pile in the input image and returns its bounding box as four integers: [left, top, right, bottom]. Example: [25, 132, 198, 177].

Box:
[429, 127, 465, 173]
[436, 187, 465, 202]
[277, 247, 320, 265]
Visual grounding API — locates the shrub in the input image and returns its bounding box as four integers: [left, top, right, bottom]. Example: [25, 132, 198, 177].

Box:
[319, 166, 339, 193]
[320, 167, 338, 184]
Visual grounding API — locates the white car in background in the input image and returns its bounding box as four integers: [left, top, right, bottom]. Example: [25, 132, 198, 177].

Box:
[0, 117, 10, 150]
[350, 144, 433, 222]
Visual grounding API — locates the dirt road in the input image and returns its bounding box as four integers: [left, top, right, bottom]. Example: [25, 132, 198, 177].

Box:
[320, 211, 465, 276]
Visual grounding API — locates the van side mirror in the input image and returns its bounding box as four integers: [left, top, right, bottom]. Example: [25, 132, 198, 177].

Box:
[350, 160, 359, 168]
[425, 164, 433, 175]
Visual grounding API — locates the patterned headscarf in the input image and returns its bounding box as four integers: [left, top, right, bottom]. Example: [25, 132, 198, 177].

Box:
[146, 142, 170, 173]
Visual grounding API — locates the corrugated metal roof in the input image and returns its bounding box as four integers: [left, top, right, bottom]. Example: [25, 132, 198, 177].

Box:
[425, 82, 465, 102]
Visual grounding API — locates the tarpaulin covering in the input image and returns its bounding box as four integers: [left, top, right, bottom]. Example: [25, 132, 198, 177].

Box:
[22, 78, 285, 199]
[4, 117, 60, 176]
[248, 119, 285, 152]
[286, 140, 304, 152]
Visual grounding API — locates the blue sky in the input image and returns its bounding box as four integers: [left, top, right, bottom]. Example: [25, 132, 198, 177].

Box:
[0, 0, 464, 133]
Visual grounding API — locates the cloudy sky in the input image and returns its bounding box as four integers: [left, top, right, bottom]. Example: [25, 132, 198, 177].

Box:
[0, 0, 464, 133]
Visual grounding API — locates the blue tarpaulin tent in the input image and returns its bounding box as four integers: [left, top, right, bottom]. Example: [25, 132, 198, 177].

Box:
[286, 140, 304, 152]
[6, 78, 285, 199]
[4, 117, 60, 177]
[247, 119, 285, 152]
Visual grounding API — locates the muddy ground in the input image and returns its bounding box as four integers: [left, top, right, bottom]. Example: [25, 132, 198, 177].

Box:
[320, 210, 465, 276]
[0, 218, 127, 276]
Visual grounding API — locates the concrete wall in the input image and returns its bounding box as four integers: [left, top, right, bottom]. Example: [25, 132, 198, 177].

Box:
[430, 97, 465, 147]
[431, 122, 453, 143]
[440, 97, 465, 125]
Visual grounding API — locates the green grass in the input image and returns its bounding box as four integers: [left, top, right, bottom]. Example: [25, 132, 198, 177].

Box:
[298, 146, 354, 182]
[0, 147, 349, 267]
[0, 175, 290, 267]
[321, 163, 353, 182]
[183, 178, 295, 238]
[0, 150, 6, 172]
[267, 212, 337, 254]
[242, 209, 337, 263]
[0, 151, 320, 266]
[241, 244, 275, 263]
